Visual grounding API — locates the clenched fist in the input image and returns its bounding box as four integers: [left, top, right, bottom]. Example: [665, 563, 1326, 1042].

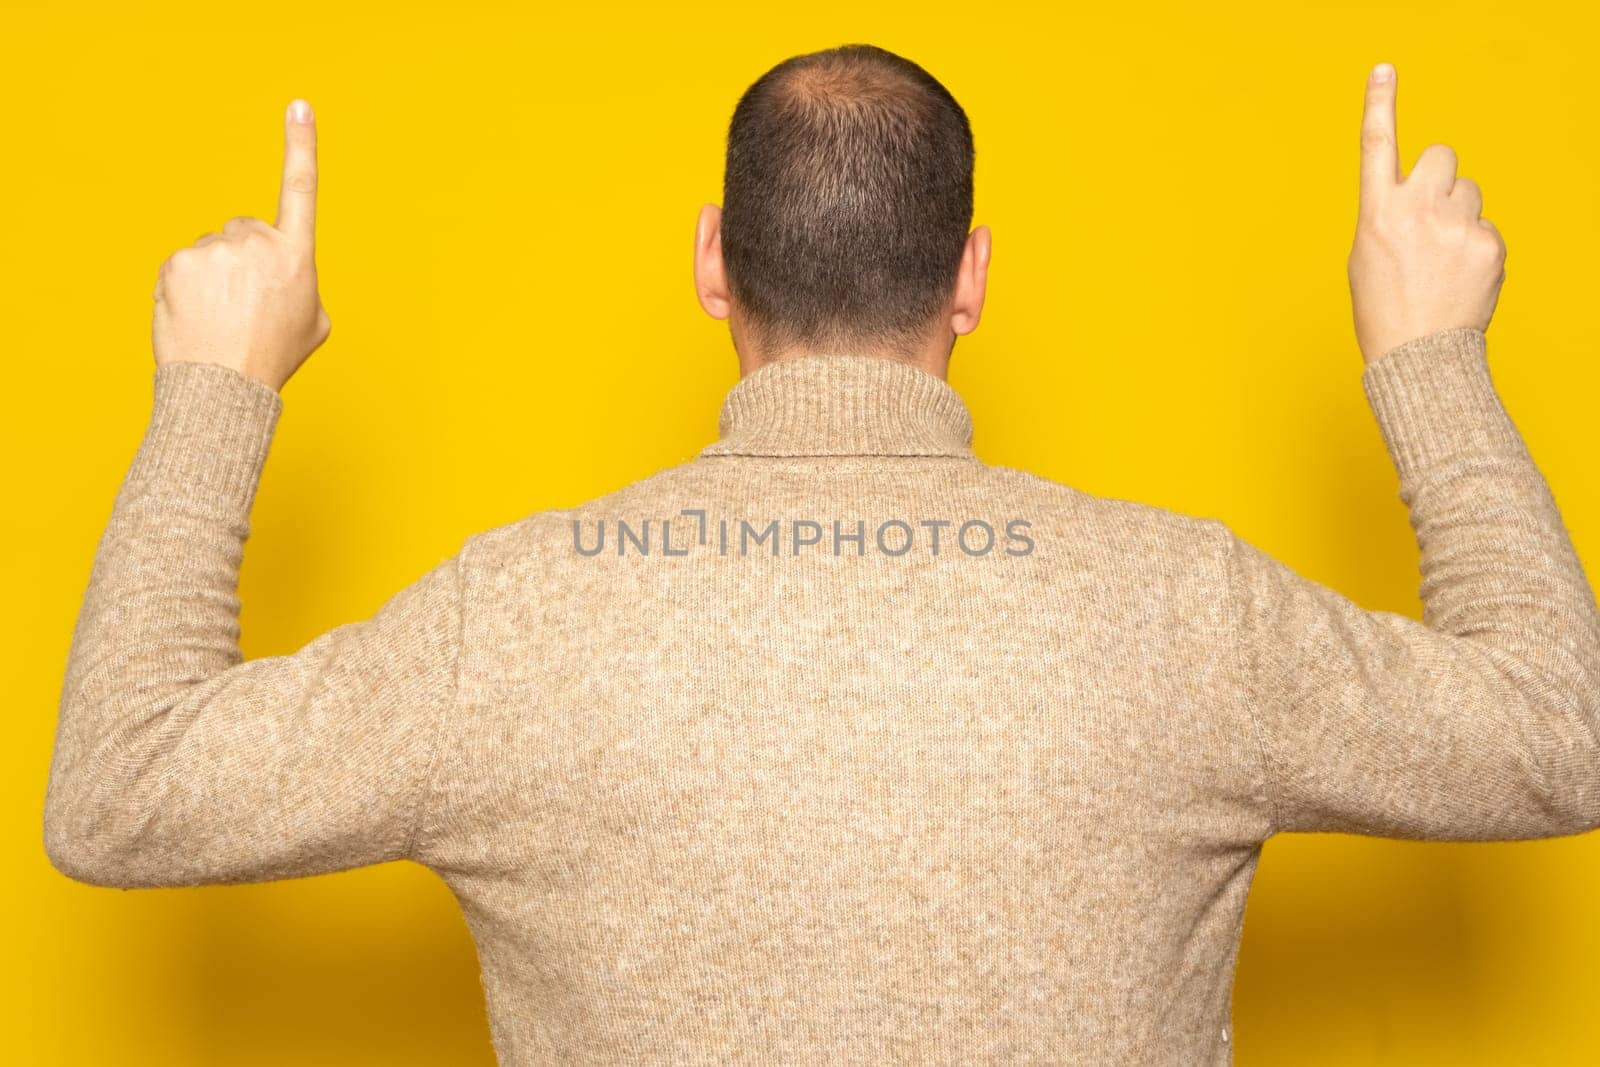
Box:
[152, 98, 330, 392]
[1348, 63, 1507, 364]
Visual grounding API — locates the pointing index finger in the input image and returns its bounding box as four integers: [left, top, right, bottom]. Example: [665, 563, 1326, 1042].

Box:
[278, 98, 317, 245]
[1359, 63, 1399, 208]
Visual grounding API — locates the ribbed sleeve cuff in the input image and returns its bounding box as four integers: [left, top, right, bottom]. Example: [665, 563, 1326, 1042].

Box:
[1359, 327, 1529, 486]
[119, 361, 283, 516]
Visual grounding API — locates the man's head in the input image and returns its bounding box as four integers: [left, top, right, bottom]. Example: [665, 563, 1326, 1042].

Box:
[694, 44, 991, 378]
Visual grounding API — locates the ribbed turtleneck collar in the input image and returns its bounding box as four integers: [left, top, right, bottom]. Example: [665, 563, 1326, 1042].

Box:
[698, 354, 976, 458]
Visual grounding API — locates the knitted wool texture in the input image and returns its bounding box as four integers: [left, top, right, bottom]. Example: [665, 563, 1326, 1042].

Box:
[44, 327, 1600, 1064]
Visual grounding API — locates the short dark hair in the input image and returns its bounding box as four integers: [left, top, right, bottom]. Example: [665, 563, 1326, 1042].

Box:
[720, 44, 975, 360]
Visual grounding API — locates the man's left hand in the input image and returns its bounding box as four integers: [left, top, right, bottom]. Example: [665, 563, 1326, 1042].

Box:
[151, 98, 330, 392]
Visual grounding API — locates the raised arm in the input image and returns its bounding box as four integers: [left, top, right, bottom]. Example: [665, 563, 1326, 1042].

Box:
[1220, 64, 1600, 840]
[42, 100, 466, 887]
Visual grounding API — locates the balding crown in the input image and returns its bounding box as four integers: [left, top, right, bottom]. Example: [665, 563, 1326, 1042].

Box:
[720, 44, 975, 361]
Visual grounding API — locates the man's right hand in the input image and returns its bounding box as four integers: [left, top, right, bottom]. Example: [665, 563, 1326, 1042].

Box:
[1347, 62, 1507, 365]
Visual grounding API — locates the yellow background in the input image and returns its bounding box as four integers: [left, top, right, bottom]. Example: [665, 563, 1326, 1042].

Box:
[6, 1, 1599, 1062]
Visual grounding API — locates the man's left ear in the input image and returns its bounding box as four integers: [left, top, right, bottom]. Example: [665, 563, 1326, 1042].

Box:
[950, 224, 991, 336]
[694, 203, 732, 321]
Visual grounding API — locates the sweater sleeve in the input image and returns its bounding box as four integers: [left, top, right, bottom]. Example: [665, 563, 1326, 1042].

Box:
[43, 361, 464, 888]
[1221, 327, 1600, 840]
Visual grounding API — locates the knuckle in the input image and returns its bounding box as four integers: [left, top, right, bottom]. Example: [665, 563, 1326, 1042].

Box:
[1372, 204, 1414, 235]
[284, 170, 317, 195]
[1355, 210, 1392, 241]
[1361, 127, 1391, 151]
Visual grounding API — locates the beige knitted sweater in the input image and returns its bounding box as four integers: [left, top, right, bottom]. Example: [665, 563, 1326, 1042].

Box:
[44, 327, 1600, 1064]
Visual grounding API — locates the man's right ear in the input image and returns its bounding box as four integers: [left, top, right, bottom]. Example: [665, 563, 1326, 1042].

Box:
[949, 224, 992, 337]
[694, 203, 732, 321]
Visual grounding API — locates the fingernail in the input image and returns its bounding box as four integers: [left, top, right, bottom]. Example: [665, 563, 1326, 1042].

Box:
[1371, 63, 1394, 83]
[287, 99, 314, 124]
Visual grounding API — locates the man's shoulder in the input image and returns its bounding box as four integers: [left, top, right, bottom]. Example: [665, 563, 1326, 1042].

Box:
[979, 462, 1224, 542]
[454, 458, 707, 562]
